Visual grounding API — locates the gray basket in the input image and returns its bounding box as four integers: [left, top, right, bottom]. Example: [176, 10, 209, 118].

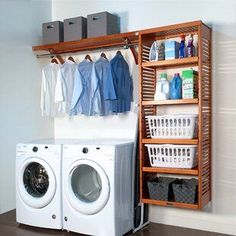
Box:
[147, 177, 177, 201]
[173, 178, 198, 204]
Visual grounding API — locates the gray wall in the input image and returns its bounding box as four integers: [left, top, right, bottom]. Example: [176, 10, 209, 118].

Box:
[0, 0, 53, 213]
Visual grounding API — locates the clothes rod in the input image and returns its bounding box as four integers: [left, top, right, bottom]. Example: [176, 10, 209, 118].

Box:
[36, 43, 138, 59]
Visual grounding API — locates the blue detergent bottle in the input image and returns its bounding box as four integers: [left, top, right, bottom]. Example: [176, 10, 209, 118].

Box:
[179, 35, 186, 58]
[170, 73, 182, 99]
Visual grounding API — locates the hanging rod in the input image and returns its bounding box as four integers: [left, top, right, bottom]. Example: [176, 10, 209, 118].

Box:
[35, 43, 137, 59]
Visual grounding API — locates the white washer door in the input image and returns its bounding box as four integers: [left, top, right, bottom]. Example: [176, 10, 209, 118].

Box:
[66, 159, 110, 215]
[18, 157, 56, 209]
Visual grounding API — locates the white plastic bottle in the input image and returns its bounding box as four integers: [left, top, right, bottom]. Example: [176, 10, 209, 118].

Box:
[154, 73, 170, 100]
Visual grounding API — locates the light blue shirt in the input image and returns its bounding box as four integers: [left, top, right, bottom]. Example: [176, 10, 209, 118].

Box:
[71, 59, 93, 116]
[92, 56, 116, 116]
[105, 54, 133, 113]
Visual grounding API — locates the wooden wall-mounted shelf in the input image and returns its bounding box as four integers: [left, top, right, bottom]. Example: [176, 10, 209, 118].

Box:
[32, 31, 139, 64]
[139, 20, 212, 210]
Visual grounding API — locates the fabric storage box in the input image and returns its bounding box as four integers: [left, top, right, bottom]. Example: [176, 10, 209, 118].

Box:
[42, 21, 64, 44]
[147, 177, 177, 201]
[165, 41, 180, 59]
[145, 144, 197, 168]
[173, 178, 198, 204]
[64, 16, 87, 42]
[87, 11, 120, 38]
[182, 69, 198, 99]
[146, 114, 198, 139]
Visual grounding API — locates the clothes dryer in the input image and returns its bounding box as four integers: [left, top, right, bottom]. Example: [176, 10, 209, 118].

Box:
[62, 140, 134, 236]
[16, 141, 62, 229]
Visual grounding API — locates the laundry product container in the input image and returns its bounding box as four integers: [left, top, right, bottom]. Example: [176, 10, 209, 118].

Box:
[165, 41, 180, 59]
[147, 176, 177, 201]
[64, 16, 87, 42]
[42, 21, 64, 44]
[87, 11, 120, 38]
[173, 178, 198, 204]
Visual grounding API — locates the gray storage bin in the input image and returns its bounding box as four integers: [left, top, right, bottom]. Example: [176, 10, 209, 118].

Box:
[147, 177, 177, 201]
[42, 21, 64, 44]
[64, 16, 87, 42]
[87, 11, 120, 38]
[173, 178, 198, 204]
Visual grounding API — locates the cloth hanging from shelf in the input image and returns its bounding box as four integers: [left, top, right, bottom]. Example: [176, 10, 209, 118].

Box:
[105, 53, 133, 113]
[70, 59, 94, 116]
[91, 56, 116, 116]
[40, 63, 62, 117]
[55, 59, 80, 114]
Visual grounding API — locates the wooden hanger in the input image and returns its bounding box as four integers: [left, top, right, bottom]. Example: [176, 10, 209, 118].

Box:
[51, 56, 59, 64]
[116, 50, 122, 56]
[85, 54, 93, 62]
[56, 55, 65, 64]
[101, 52, 107, 59]
[68, 56, 75, 62]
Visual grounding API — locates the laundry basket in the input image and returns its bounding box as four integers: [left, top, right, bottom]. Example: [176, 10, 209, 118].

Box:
[145, 144, 197, 168]
[146, 114, 198, 139]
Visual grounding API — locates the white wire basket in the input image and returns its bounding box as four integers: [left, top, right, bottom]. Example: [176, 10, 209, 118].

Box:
[145, 144, 197, 168]
[146, 114, 198, 139]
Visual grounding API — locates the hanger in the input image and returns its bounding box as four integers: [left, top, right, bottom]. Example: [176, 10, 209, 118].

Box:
[68, 56, 75, 62]
[101, 52, 107, 59]
[85, 54, 93, 62]
[56, 55, 65, 64]
[116, 50, 122, 56]
[51, 56, 59, 64]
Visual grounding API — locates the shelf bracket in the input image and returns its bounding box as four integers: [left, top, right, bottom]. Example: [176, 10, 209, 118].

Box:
[124, 37, 138, 65]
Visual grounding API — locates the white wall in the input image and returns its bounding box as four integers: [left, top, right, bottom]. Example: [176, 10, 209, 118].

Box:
[52, 0, 236, 235]
[0, 0, 53, 213]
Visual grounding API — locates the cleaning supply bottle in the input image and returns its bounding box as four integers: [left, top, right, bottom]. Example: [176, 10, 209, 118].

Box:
[170, 73, 182, 99]
[187, 34, 195, 57]
[154, 73, 169, 100]
[179, 35, 186, 58]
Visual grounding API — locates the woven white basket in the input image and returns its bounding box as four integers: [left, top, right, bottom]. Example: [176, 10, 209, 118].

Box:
[146, 114, 198, 139]
[145, 144, 197, 168]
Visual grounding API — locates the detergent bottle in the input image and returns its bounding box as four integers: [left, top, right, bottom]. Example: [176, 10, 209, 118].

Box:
[179, 35, 186, 58]
[170, 73, 182, 99]
[154, 73, 169, 100]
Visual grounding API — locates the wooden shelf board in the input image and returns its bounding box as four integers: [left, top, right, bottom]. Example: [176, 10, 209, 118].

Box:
[32, 31, 139, 55]
[142, 99, 198, 106]
[142, 57, 198, 68]
[142, 139, 198, 145]
[142, 198, 199, 209]
[142, 166, 198, 175]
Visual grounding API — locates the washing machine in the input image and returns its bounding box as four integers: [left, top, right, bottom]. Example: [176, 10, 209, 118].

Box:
[62, 140, 134, 236]
[16, 140, 63, 229]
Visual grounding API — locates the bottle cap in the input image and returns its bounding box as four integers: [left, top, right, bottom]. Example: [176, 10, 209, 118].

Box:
[180, 35, 185, 40]
[160, 73, 167, 79]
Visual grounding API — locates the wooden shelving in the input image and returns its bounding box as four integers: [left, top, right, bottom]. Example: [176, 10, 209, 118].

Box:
[142, 166, 198, 175]
[32, 31, 139, 64]
[139, 21, 212, 210]
[142, 138, 198, 145]
[142, 199, 199, 210]
[142, 57, 198, 69]
[142, 99, 198, 106]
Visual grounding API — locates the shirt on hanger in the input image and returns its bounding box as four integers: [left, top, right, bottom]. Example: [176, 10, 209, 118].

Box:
[71, 59, 93, 116]
[91, 56, 116, 116]
[55, 60, 81, 114]
[105, 53, 133, 113]
[41, 63, 63, 117]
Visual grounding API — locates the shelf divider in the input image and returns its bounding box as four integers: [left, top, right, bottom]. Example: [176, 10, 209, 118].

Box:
[142, 166, 198, 175]
[142, 139, 198, 145]
[142, 199, 199, 209]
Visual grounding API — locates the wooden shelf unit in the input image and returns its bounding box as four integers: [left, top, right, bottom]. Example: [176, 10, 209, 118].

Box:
[139, 21, 212, 210]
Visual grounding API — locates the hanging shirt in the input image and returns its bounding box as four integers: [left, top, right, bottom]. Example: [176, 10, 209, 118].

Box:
[105, 54, 133, 113]
[91, 56, 116, 116]
[71, 59, 93, 116]
[55, 60, 81, 114]
[41, 63, 62, 117]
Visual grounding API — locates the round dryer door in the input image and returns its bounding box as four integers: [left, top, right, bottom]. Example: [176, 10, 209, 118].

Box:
[66, 159, 110, 215]
[17, 157, 56, 209]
